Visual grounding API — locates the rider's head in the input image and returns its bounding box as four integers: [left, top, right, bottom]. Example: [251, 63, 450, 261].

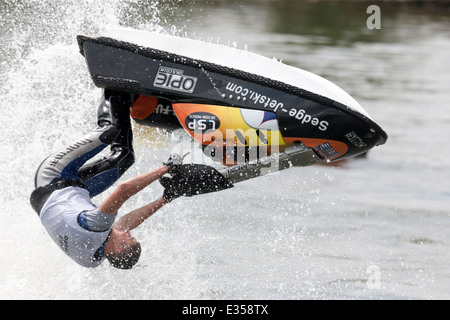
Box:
[104, 228, 141, 269]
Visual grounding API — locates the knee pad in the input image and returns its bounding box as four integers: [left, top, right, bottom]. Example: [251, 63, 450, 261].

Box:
[96, 123, 121, 145]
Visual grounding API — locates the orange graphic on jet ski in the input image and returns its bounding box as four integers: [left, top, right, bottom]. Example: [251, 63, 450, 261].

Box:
[172, 103, 287, 149]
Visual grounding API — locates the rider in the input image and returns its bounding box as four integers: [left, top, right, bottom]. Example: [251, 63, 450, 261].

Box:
[30, 90, 182, 269]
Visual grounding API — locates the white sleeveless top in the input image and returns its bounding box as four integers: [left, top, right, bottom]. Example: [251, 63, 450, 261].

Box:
[40, 187, 114, 268]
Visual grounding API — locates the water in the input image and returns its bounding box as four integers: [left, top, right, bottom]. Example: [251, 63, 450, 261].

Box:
[1, 0, 450, 300]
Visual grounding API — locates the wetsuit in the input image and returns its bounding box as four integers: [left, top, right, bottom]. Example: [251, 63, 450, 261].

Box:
[30, 90, 135, 268]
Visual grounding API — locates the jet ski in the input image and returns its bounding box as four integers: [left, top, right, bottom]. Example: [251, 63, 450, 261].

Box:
[77, 28, 387, 185]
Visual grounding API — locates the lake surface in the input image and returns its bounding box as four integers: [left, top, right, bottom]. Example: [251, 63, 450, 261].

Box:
[1, 0, 449, 299]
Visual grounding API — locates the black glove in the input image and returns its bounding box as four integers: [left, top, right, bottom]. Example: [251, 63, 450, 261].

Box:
[159, 164, 233, 202]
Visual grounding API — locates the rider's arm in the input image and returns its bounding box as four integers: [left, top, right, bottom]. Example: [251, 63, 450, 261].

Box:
[98, 166, 169, 215]
[113, 197, 168, 232]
